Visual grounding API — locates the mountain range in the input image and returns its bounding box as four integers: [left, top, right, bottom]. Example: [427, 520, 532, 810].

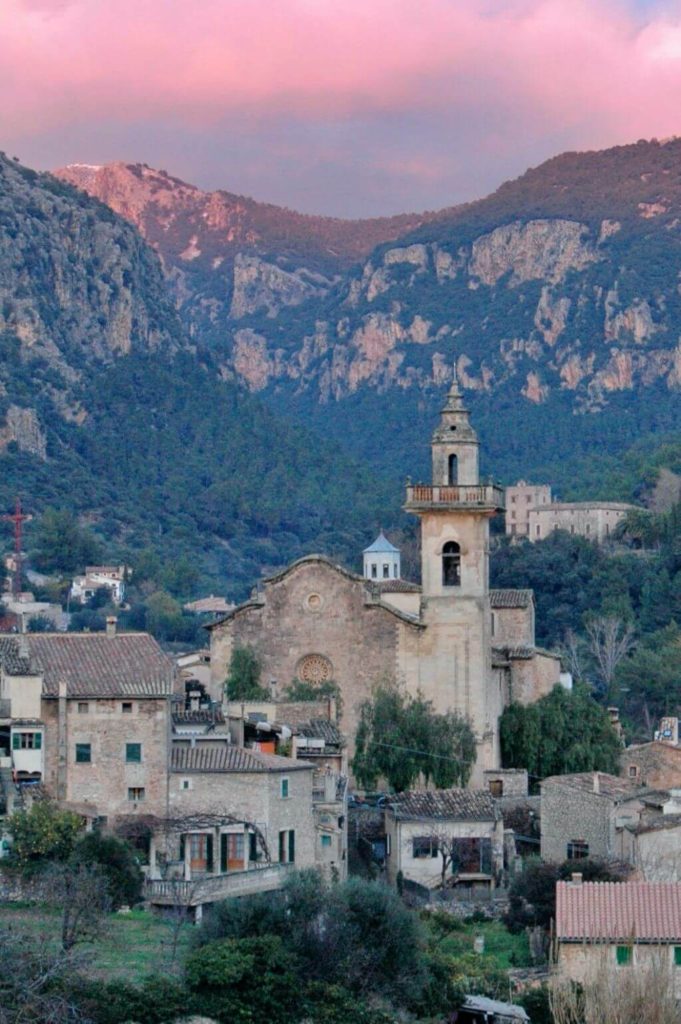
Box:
[55, 139, 681, 494]
[2, 139, 681, 596]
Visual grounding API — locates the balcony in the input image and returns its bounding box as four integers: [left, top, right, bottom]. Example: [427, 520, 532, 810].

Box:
[405, 484, 505, 512]
[143, 862, 294, 906]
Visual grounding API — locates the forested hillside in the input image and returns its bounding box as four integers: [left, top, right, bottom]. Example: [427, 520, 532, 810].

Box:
[0, 153, 400, 596]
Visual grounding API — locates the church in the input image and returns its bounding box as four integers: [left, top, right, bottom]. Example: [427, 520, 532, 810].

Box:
[208, 380, 560, 785]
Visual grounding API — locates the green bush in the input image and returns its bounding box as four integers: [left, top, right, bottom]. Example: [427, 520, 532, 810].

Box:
[73, 831, 143, 909]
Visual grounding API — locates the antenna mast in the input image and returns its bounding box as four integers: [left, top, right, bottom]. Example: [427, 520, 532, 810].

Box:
[2, 498, 30, 598]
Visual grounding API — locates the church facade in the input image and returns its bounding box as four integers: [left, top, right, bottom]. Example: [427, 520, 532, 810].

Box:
[208, 381, 560, 785]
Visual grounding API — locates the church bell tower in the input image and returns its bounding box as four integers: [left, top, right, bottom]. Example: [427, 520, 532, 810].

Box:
[403, 374, 505, 779]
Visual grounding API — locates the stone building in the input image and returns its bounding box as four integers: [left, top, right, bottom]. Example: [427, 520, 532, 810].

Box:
[620, 740, 681, 790]
[505, 481, 552, 537]
[208, 380, 561, 785]
[383, 788, 504, 892]
[555, 879, 681, 996]
[540, 772, 642, 864]
[363, 532, 401, 581]
[528, 501, 636, 544]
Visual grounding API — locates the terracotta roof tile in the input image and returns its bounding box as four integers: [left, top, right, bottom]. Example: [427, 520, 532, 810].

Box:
[490, 589, 533, 609]
[556, 881, 681, 942]
[388, 788, 498, 821]
[542, 772, 636, 800]
[170, 744, 313, 773]
[0, 633, 175, 698]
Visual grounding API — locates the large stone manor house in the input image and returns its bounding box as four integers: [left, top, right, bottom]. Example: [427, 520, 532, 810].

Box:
[209, 380, 560, 784]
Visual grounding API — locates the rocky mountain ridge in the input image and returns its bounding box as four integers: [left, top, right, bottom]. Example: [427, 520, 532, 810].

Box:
[55, 161, 442, 331]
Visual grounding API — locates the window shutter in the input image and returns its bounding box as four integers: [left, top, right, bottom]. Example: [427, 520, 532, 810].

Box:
[12, 733, 19, 750]
[288, 830, 295, 864]
[206, 834, 214, 872]
[249, 832, 258, 863]
[180, 835, 186, 862]
[35, 732, 42, 750]
[220, 834, 227, 873]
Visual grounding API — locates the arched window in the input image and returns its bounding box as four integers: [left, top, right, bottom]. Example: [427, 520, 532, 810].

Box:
[448, 453, 458, 485]
[442, 541, 461, 587]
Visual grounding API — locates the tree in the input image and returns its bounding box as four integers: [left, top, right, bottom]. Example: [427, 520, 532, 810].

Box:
[585, 615, 635, 698]
[352, 685, 476, 792]
[72, 831, 142, 909]
[505, 858, 630, 933]
[0, 929, 90, 1023]
[29, 508, 102, 574]
[499, 684, 622, 781]
[615, 623, 681, 736]
[42, 862, 111, 951]
[225, 645, 269, 700]
[550, 951, 681, 1024]
[5, 801, 83, 871]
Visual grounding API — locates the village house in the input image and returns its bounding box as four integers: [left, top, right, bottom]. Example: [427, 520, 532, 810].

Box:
[70, 565, 127, 606]
[620, 736, 681, 789]
[383, 788, 504, 893]
[554, 878, 681, 996]
[504, 481, 552, 538]
[528, 501, 636, 544]
[0, 624, 336, 907]
[540, 772, 642, 864]
[207, 379, 561, 785]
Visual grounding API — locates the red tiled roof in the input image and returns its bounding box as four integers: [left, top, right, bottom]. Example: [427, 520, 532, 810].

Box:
[388, 788, 498, 821]
[171, 744, 313, 774]
[556, 881, 681, 942]
[0, 633, 175, 698]
[490, 589, 533, 609]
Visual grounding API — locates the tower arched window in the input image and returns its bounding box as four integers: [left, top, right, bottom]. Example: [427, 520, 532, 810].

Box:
[442, 541, 461, 587]
[448, 453, 458, 486]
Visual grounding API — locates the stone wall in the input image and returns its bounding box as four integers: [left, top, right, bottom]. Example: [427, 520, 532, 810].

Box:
[541, 782, 618, 863]
[42, 695, 169, 821]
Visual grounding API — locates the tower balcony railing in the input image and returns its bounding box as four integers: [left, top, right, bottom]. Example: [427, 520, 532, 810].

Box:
[405, 483, 505, 511]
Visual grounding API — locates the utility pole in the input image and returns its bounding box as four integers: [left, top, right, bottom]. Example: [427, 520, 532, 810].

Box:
[2, 498, 31, 598]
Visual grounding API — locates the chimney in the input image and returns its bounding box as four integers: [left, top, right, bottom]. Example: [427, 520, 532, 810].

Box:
[593, 772, 600, 794]
[270, 678, 277, 700]
[571, 872, 583, 885]
[106, 616, 117, 638]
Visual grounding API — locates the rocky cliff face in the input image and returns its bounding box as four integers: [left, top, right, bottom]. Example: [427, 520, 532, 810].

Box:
[0, 154, 182, 450]
[200, 140, 681, 420]
[54, 161, 438, 331]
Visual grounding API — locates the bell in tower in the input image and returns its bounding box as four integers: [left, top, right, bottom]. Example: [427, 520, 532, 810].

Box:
[431, 371, 479, 486]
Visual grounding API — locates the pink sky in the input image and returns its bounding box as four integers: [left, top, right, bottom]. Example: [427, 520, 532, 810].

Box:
[3, 0, 681, 215]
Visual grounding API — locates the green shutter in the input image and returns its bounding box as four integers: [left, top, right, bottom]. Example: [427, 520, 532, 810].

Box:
[34, 732, 42, 750]
[220, 834, 228, 873]
[206, 834, 214, 872]
[126, 743, 141, 763]
[616, 945, 632, 965]
[249, 832, 258, 863]
[12, 733, 19, 750]
[288, 830, 295, 864]
[674, 947, 681, 966]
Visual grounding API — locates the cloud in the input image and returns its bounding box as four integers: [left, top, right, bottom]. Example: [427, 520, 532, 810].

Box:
[3, 0, 681, 213]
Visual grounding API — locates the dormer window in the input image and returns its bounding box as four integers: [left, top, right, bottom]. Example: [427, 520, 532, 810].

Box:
[442, 542, 461, 587]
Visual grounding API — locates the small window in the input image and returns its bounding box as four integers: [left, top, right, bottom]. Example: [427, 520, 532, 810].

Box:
[279, 829, 295, 863]
[616, 945, 632, 966]
[382, 564, 390, 579]
[511, 496, 516, 504]
[448, 453, 458, 485]
[321, 834, 332, 848]
[128, 787, 145, 802]
[126, 743, 142, 764]
[413, 837, 438, 859]
[536, 525, 540, 537]
[442, 541, 461, 587]
[77, 702, 89, 714]
[181, 778, 191, 791]
[75, 743, 91, 764]
[628, 765, 638, 779]
[674, 946, 681, 966]
[567, 840, 589, 860]
[281, 778, 289, 799]
[13, 732, 41, 750]
[488, 779, 503, 798]
[121, 702, 133, 713]
[371, 564, 377, 579]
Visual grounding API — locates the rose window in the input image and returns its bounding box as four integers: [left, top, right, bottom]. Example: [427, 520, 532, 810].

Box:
[298, 654, 333, 684]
